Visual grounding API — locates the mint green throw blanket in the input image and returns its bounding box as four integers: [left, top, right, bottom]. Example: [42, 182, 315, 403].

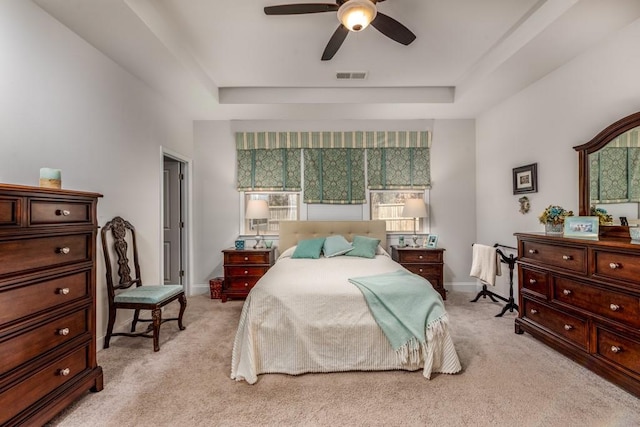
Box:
[348, 270, 446, 363]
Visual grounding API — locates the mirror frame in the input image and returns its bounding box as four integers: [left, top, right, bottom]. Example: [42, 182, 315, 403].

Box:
[573, 111, 640, 216]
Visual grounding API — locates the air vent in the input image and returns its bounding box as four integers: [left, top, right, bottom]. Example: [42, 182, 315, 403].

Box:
[336, 71, 368, 80]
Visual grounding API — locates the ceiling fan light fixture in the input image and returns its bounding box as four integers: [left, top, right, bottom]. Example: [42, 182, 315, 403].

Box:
[337, 0, 377, 32]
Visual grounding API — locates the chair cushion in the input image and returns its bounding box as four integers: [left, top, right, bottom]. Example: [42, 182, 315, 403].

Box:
[114, 285, 183, 304]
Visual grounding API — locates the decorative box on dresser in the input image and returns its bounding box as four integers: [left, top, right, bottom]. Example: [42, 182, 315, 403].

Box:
[221, 247, 275, 302]
[391, 245, 446, 300]
[515, 232, 640, 397]
[0, 184, 103, 426]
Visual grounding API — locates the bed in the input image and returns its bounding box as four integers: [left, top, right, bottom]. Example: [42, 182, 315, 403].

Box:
[230, 220, 462, 384]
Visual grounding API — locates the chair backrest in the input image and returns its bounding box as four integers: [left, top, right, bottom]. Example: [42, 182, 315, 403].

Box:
[101, 216, 143, 301]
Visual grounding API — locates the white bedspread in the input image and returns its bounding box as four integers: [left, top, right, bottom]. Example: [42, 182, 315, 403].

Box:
[230, 250, 462, 384]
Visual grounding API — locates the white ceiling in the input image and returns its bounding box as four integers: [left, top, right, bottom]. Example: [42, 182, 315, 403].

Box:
[33, 0, 640, 121]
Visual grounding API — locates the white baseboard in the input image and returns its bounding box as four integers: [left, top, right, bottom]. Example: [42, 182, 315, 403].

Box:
[445, 281, 481, 293]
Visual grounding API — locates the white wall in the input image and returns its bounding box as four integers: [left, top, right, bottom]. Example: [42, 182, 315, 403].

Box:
[193, 119, 477, 294]
[476, 17, 640, 299]
[0, 1, 194, 345]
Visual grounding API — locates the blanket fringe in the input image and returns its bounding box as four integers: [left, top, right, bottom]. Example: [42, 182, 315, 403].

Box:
[394, 313, 450, 366]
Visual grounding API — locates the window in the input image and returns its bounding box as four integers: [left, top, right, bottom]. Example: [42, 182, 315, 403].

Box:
[370, 191, 427, 233]
[244, 193, 300, 236]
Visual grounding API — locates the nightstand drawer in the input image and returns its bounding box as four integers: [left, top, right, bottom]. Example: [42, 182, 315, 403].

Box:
[396, 250, 443, 263]
[225, 266, 270, 277]
[224, 251, 271, 265]
[225, 276, 262, 292]
[404, 263, 441, 278]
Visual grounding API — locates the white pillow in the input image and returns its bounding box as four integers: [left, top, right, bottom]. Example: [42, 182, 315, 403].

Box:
[322, 235, 353, 257]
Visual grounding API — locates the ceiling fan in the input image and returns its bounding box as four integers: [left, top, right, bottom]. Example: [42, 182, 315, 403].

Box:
[264, 0, 416, 61]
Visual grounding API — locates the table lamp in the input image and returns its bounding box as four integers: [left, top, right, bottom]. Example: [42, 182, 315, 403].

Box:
[402, 199, 427, 247]
[245, 200, 269, 249]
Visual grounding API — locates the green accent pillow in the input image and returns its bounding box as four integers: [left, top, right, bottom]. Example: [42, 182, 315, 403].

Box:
[345, 235, 380, 259]
[323, 235, 353, 257]
[292, 237, 326, 259]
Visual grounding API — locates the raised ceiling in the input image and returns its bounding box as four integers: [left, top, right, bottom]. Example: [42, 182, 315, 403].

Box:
[34, 0, 640, 120]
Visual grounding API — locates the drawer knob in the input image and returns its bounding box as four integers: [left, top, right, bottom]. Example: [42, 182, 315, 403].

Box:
[57, 247, 71, 254]
[419, 255, 423, 259]
[244, 283, 249, 287]
[564, 324, 573, 331]
[244, 270, 248, 275]
[528, 249, 537, 254]
[419, 268, 423, 273]
[530, 309, 538, 315]
[563, 289, 571, 296]
[562, 255, 572, 261]
[611, 345, 622, 353]
[609, 262, 620, 269]
[244, 257, 249, 261]
[58, 327, 70, 336]
[529, 279, 537, 284]
[56, 209, 71, 216]
[58, 368, 71, 376]
[57, 287, 70, 295]
[610, 304, 620, 312]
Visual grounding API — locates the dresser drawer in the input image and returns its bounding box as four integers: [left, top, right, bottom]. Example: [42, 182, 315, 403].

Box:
[0, 270, 90, 327]
[0, 234, 90, 277]
[593, 250, 640, 287]
[0, 309, 88, 374]
[224, 251, 271, 265]
[553, 277, 640, 329]
[29, 200, 92, 225]
[520, 266, 549, 298]
[521, 240, 587, 274]
[396, 250, 442, 263]
[0, 196, 21, 226]
[523, 298, 588, 349]
[596, 327, 640, 376]
[0, 345, 89, 426]
[225, 276, 262, 292]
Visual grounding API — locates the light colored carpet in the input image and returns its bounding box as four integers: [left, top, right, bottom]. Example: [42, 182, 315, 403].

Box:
[48, 291, 639, 427]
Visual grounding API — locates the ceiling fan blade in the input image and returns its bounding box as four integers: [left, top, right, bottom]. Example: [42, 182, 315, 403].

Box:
[370, 12, 416, 45]
[322, 25, 349, 61]
[264, 3, 339, 15]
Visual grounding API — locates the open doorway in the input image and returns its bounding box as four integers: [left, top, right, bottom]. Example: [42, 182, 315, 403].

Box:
[162, 154, 188, 288]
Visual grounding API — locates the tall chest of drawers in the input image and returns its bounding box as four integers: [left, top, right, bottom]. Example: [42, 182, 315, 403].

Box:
[515, 232, 640, 397]
[0, 184, 103, 426]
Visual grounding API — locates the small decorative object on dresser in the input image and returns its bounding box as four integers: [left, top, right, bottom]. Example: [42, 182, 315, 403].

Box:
[0, 183, 103, 426]
[515, 232, 640, 398]
[563, 216, 599, 238]
[426, 234, 439, 248]
[391, 245, 446, 300]
[538, 204, 573, 235]
[221, 247, 276, 302]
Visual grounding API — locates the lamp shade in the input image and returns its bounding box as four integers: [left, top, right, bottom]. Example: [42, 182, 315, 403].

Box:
[245, 199, 269, 219]
[402, 199, 427, 218]
[337, 0, 377, 32]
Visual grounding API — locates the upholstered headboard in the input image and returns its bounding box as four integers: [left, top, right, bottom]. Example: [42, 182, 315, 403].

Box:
[278, 220, 387, 254]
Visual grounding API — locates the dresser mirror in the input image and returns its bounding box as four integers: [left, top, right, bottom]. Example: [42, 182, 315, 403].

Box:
[574, 111, 640, 226]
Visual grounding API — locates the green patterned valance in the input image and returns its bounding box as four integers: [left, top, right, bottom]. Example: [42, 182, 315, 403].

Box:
[235, 131, 431, 149]
[237, 149, 301, 191]
[367, 147, 431, 190]
[304, 149, 366, 204]
[590, 146, 640, 203]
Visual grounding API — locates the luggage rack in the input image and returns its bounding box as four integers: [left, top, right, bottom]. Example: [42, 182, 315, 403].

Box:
[470, 243, 519, 317]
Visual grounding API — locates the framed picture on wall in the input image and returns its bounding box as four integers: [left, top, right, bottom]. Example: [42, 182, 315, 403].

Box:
[513, 163, 538, 194]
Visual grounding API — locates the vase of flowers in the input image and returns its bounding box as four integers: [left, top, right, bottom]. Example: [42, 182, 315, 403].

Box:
[590, 206, 613, 225]
[539, 205, 573, 235]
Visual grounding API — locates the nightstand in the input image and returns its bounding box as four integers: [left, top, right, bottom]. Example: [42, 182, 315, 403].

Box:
[221, 247, 275, 302]
[391, 245, 446, 300]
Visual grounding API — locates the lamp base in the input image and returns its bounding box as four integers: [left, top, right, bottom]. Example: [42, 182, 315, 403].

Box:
[410, 235, 420, 248]
[253, 235, 264, 249]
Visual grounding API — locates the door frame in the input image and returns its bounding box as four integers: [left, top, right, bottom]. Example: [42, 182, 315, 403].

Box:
[160, 147, 192, 296]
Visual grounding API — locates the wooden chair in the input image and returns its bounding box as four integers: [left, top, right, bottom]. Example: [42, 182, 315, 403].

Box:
[101, 216, 186, 351]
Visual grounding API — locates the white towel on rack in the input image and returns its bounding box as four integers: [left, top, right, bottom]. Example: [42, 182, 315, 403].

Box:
[470, 244, 502, 286]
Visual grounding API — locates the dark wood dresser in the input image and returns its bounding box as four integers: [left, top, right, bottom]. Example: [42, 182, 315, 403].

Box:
[0, 184, 103, 426]
[515, 232, 640, 397]
[221, 247, 275, 302]
[391, 246, 446, 300]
